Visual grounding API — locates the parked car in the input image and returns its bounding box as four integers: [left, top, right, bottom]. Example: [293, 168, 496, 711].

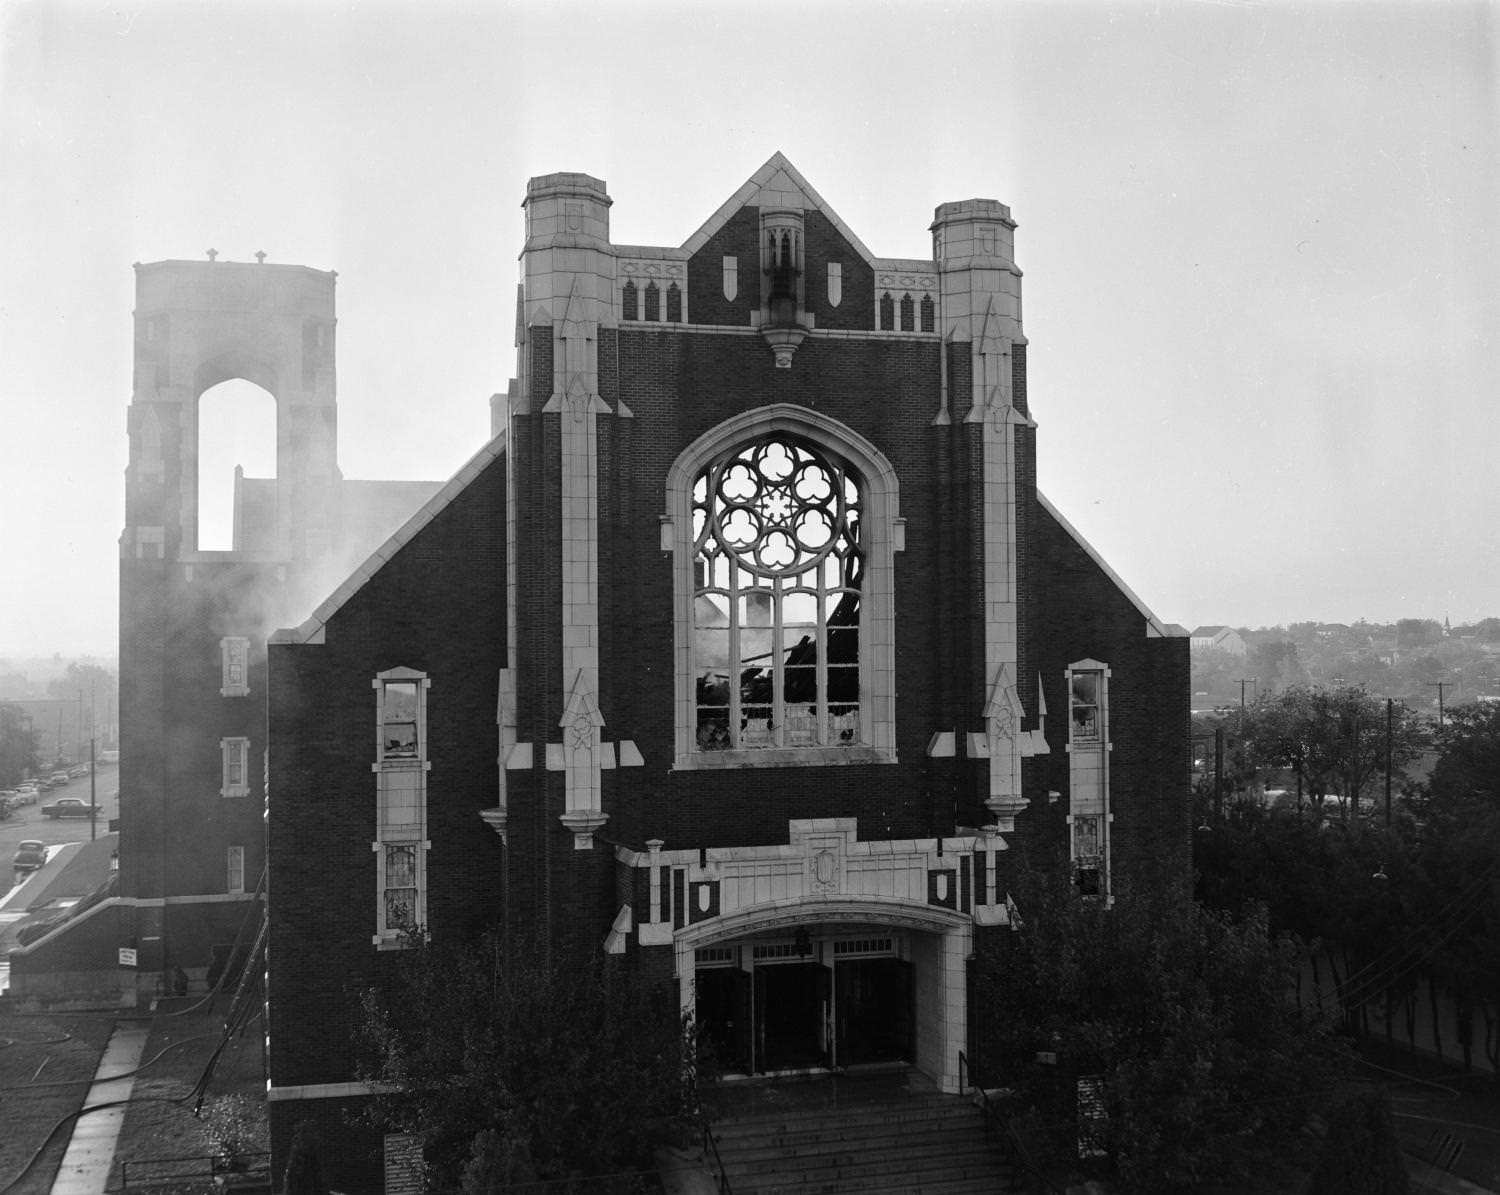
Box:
[14, 784, 39, 805]
[41, 796, 100, 819]
[46, 772, 70, 789]
[13, 839, 47, 875]
[68, 764, 90, 779]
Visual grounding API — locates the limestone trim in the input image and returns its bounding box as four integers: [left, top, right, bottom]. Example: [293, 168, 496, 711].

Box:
[372, 668, 430, 946]
[536, 280, 613, 848]
[612, 323, 938, 343]
[963, 297, 1028, 825]
[671, 896, 974, 1095]
[680, 152, 877, 266]
[616, 256, 689, 325]
[621, 818, 1010, 952]
[267, 1081, 394, 1102]
[5, 894, 263, 956]
[1066, 660, 1113, 902]
[676, 897, 972, 952]
[665, 406, 901, 769]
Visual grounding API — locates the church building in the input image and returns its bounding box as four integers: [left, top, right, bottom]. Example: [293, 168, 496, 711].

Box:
[261, 155, 1191, 1187]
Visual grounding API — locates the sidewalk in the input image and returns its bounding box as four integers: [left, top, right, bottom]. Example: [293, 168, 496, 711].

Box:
[1359, 1046, 1500, 1195]
[1408, 1154, 1498, 1195]
[49, 1020, 150, 1195]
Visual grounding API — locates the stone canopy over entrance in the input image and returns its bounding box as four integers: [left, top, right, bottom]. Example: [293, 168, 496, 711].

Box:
[615, 818, 998, 1092]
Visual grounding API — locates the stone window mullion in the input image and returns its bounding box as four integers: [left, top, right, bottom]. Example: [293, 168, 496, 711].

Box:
[671, 409, 901, 769]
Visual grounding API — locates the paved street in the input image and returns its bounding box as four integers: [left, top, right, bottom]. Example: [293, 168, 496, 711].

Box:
[0, 767, 119, 901]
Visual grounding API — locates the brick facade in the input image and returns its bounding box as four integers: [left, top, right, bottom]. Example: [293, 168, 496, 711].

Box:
[263, 156, 1190, 1189]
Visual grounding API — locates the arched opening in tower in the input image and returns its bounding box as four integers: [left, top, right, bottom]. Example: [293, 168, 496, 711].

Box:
[197, 379, 277, 551]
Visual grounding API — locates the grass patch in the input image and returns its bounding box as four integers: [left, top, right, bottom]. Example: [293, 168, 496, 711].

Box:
[111, 1002, 268, 1189]
[0, 999, 267, 1195]
[0, 1007, 114, 1195]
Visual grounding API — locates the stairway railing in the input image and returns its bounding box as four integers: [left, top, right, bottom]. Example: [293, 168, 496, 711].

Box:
[699, 1114, 733, 1194]
[959, 1050, 1066, 1195]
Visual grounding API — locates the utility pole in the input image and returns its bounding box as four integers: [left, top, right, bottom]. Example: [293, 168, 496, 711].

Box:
[1214, 726, 1225, 823]
[1384, 697, 1393, 827]
[1350, 711, 1360, 820]
[89, 732, 97, 842]
[1427, 681, 1451, 727]
[1235, 677, 1258, 709]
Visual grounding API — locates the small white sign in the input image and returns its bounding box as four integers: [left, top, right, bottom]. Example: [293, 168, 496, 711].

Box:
[118, 947, 138, 967]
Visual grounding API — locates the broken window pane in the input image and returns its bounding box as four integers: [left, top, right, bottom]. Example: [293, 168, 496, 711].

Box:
[692, 435, 864, 751]
[384, 682, 419, 758]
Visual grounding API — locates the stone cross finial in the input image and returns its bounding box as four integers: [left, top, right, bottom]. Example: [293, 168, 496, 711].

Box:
[255, 251, 266, 264]
[206, 249, 218, 261]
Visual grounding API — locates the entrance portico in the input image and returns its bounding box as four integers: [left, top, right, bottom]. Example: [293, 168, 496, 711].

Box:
[678, 902, 969, 1089]
[618, 818, 1009, 1094]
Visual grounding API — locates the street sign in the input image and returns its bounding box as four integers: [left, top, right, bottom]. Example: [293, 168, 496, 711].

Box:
[118, 947, 138, 967]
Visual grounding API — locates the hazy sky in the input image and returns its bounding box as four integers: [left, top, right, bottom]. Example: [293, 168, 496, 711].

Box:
[1, 0, 1495, 658]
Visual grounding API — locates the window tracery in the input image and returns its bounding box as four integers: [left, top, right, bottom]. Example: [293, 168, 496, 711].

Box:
[668, 407, 901, 769]
[692, 436, 864, 752]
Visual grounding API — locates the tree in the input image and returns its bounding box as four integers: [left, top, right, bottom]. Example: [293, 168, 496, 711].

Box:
[1421, 701, 1500, 813]
[1395, 619, 1443, 650]
[1198, 702, 1500, 1072]
[1471, 617, 1500, 643]
[1304, 1089, 1409, 1194]
[1408, 703, 1500, 1070]
[45, 659, 116, 701]
[283, 1120, 330, 1195]
[979, 867, 1349, 1194]
[45, 660, 118, 741]
[0, 702, 39, 786]
[356, 934, 696, 1191]
[1189, 647, 1243, 700]
[1248, 638, 1308, 693]
[1238, 687, 1426, 820]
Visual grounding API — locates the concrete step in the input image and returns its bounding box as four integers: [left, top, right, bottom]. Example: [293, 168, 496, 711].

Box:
[706, 1089, 1014, 1194]
[727, 1155, 1009, 1192]
[723, 1127, 996, 1163]
[732, 1161, 1013, 1195]
[712, 1094, 974, 1139]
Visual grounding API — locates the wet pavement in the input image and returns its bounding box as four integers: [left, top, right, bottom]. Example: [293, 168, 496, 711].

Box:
[49, 1020, 150, 1195]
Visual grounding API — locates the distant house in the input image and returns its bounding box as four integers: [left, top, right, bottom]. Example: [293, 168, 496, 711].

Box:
[1189, 625, 1247, 657]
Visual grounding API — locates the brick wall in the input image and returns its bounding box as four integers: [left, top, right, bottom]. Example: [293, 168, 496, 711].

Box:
[1005, 497, 1191, 883]
[686, 207, 761, 327]
[802, 210, 876, 331]
[267, 452, 508, 1090]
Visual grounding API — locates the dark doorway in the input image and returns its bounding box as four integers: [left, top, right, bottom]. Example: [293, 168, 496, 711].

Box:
[696, 968, 751, 1075]
[836, 957, 913, 1067]
[756, 962, 827, 1071]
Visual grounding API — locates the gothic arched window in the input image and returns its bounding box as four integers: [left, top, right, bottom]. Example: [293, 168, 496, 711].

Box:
[667, 407, 901, 768]
[693, 436, 862, 752]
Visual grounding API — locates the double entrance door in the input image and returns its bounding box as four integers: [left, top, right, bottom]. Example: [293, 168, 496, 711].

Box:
[696, 943, 913, 1076]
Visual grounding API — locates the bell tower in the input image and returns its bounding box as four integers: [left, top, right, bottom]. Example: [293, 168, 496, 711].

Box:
[124, 256, 339, 563]
[117, 254, 340, 990]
